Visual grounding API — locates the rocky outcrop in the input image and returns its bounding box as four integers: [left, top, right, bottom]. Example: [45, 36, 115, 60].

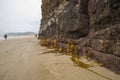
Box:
[88, 0, 120, 56]
[40, 0, 90, 39]
[39, 0, 120, 74]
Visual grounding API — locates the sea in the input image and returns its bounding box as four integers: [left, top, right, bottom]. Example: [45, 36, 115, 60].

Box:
[0, 35, 35, 41]
[0, 32, 37, 41]
[0, 32, 37, 40]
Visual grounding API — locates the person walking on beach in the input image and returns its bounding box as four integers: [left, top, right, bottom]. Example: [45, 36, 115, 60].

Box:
[4, 34, 7, 40]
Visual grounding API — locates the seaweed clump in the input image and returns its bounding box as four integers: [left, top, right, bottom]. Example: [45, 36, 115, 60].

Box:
[39, 38, 102, 67]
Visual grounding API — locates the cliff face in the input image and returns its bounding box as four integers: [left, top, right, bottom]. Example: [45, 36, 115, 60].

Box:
[89, 0, 120, 54]
[40, 0, 89, 39]
[39, 0, 120, 74]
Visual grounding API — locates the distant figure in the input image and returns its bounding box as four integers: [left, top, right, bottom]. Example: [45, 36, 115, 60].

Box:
[4, 34, 7, 40]
[35, 34, 37, 38]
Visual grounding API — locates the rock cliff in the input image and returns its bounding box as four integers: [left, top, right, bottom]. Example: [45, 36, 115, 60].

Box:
[39, 0, 120, 74]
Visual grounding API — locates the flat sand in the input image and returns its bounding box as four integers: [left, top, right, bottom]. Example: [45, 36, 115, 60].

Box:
[0, 37, 120, 80]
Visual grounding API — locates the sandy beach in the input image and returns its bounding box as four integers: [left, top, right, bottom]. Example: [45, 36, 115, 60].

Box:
[0, 37, 120, 80]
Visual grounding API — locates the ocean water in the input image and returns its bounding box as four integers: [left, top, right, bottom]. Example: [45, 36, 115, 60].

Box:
[0, 35, 35, 41]
[0, 36, 4, 40]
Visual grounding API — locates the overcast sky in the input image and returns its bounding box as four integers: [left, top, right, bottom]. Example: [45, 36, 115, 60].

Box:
[0, 0, 42, 34]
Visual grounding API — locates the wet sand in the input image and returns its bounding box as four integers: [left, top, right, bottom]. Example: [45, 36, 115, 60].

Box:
[0, 37, 120, 80]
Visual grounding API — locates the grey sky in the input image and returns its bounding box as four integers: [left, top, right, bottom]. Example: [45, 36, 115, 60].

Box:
[0, 0, 42, 34]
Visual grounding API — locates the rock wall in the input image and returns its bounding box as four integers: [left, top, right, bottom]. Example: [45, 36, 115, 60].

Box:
[40, 0, 90, 39]
[88, 0, 120, 55]
[39, 0, 120, 74]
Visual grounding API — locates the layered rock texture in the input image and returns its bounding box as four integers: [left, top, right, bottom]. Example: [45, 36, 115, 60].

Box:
[39, 0, 120, 74]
